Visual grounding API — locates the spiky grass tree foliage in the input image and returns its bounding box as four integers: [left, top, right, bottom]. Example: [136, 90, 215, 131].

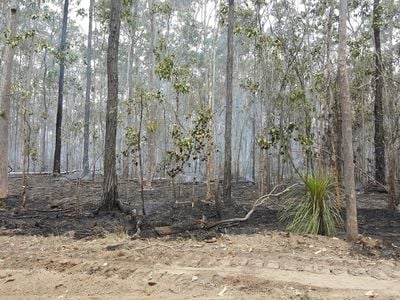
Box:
[279, 175, 343, 236]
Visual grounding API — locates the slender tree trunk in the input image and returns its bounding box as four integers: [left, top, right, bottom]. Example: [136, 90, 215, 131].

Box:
[138, 94, 145, 215]
[222, 0, 235, 208]
[53, 0, 69, 175]
[373, 0, 385, 184]
[386, 0, 398, 210]
[21, 29, 36, 206]
[388, 148, 398, 210]
[145, 0, 157, 189]
[0, 1, 17, 199]
[122, 0, 138, 178]
[41, 49, 49, 172]
[82, 0, 94, 177]
[338, 0, 358, 241]
[102, 0, 122, 209]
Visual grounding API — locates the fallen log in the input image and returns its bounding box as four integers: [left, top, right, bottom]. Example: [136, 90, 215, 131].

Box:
[155, 223, 204, 236]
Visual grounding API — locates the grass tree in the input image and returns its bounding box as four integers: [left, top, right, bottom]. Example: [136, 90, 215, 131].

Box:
[279, 174, 343, 236]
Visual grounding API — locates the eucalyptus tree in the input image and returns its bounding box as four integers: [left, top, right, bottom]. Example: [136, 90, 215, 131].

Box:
[102, 0, 122, 209]
[373, 0, 385, 184]
[0, 0, 18, 199]
[222, 0, 235, 212]
[144, 0, 157, 190]
[53, 0, 70, 175]
[82, 0, 95, 177]
[338, 0, 358, 241]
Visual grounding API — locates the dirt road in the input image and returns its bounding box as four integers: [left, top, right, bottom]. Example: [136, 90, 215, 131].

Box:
[1, 231, 399, 299]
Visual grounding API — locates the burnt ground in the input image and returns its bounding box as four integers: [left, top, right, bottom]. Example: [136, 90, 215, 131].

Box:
[1, 175, 399, 252]
[0, 175, 399, 299]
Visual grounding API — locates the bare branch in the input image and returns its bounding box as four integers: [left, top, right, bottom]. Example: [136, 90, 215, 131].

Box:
[205, 184, 297, 229]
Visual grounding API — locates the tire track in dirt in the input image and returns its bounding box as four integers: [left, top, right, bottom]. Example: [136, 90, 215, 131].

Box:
[151, 263, 400, 298]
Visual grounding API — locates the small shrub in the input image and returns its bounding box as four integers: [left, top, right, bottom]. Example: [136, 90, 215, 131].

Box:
[279, 174, 343, 236]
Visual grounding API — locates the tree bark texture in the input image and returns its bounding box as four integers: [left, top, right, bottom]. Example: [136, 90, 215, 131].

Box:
[82, 0, 94, 177]
[338, 0, 358, 241]
[0, 1, 18, 199]
[373, 0, 386, 184]
[53, 0, 69, 174]
[145, 0, 156, 189]
[222, 0, 235, 208]
[102, 0, 122, 209]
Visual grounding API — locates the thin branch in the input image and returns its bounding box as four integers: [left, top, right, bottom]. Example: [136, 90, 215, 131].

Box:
[205, 184, 297, 229]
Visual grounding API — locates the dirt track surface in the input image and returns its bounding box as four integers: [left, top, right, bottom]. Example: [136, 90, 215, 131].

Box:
[1, 232, 400, 299]
[0, 175, 400, 299]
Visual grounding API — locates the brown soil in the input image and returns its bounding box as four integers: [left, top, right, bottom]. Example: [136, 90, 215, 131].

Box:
[0, 175, 399, 299]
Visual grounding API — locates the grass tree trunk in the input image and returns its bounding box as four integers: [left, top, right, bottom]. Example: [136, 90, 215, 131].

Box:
[338, 0, 358, 241]
[373, 0, 385, 185]
[53, 0, 69, 175]
[82, 0, 94, 177]
[222, 0, 235, 210]
[0, 1, 18, 199]
[102, 0, 122, 209]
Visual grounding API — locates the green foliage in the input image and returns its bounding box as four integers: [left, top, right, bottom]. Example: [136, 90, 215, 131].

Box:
[257, 122, 297, 154]
[279, 175, 343, 236]
[152, 2, 173, 16]
[4, 30, 37, 48]
[217, 3, 228, 26]
[123, 126, 140, 157]
[165, 106, 213, 178]
[257, 120, 315, 161]
[155, 55, 174, 80]
[234, 26, 258, 38]
[122, 85, 163, 113]
[173, 82, 190, 94]
[155, 52, 191, 94]
[240, 78, 259, 95]
[146, 119, 159, 134]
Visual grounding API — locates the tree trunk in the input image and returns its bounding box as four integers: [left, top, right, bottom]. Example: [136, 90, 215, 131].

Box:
[102, 0, 122, 210]
[338, 0, 358, 241]
[222, 0, 235, 209]
[40, 48, 49, 172]
[0, 1, 17, 199]
[145, 0, 157, 190]
[387, 148, 398, 210]
[53, 0, 69, 175]
[373, 0, 385, 184]
[82, 0, 94, 177]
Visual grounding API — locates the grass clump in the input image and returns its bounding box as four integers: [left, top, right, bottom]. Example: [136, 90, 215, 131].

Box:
[279, 174, 342, 236]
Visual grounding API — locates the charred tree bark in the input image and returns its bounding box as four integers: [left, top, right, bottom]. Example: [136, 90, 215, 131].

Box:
[102, 0, 122, 210]
[373, 0, 386, 185]
[53, 0, 69, 175]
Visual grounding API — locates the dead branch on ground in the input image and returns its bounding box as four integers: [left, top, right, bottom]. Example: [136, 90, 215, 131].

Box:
[204, 184, 297, 229]
[154, 184, 297, 235]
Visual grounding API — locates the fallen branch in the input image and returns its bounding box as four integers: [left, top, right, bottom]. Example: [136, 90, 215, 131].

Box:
[154, 184, 297, 235]
[205, 184, 297, 229]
